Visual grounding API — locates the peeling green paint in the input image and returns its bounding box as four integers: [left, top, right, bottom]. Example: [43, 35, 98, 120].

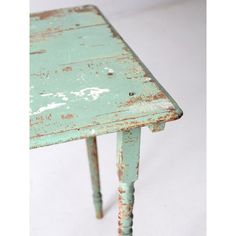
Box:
[148, 122, 165, 132]
[117, 128, 141, 183]
[30, 5, 182, 149]
[117, 128, 141, 236]
[118, 183, 135, 236]
[86, 137, 103, 219]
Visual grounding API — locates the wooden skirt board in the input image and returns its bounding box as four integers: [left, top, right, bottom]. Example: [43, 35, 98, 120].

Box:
[30, 5, 183, 236]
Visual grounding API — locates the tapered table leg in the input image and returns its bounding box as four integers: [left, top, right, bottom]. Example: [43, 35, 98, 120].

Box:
[116, 128, 141, 236]
[86, 137, 103, 219]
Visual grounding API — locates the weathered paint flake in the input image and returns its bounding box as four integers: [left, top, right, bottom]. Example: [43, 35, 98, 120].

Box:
[70, 87, 110, 101]
[40, 92, 68, 101]
[40, 93, 53, 97]
[116, 128, 141, 235]
[30, 102, 66, 116]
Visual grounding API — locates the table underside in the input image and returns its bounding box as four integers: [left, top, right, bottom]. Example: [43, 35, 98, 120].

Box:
[30, 5, 182, 149]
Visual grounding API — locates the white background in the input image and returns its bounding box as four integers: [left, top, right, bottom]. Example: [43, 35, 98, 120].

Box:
[29, 1, 206, 236]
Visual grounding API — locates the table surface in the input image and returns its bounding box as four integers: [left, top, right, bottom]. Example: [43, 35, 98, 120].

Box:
[30, 5, 182, 149]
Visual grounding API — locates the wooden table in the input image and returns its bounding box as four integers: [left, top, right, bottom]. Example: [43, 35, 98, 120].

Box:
[30, 5, 183, 235]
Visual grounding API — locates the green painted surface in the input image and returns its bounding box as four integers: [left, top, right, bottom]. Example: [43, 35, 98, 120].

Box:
[30, 5, 183, 149]
[86, 137, 103, 219]
[148, 121, 165, 132]
[118, 183, 135, 236]
[117, 128, 141, 236]
[117, 128, 141, 183]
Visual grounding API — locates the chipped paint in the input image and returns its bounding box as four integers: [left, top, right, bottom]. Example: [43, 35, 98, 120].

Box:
[118, 183, 135, 235]
[117, 128, 141, 182]
[63, 66, 72, 72]
[31, 9, 64, 20]
[61, 114, 74, 119]
[30, 102, 66, 116]
[120, 92, 167, 107]
[40, 93, 53, 97]
[55, 92, 69, 101]
[103, 67, 114, 76]
[40, 92, 68, 101]
[30, 49, 47, 55]
[30, 5, 182, 150]
[117, 128, 141, 235]
[148, 122, 165, 132]
[128, 101, 175, 114]
[86, 137, 103, 219]
[144, 77, 152, 82]
[70, 87, 110, 101]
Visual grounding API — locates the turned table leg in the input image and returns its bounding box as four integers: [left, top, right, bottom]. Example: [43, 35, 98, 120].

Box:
[86, 137, 103, 219]
[116, 128, 141, 236]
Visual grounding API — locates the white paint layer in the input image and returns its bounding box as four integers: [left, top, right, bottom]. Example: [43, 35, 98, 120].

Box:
[30, 102, 66, 116]
[40, 93, 53, 97]
[55, 92, 69, 101]
[70, 87, 110, 101]
[40, 92, 69, 101]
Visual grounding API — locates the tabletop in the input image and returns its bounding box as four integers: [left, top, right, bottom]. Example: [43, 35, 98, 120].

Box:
[30, 5, 182, 149]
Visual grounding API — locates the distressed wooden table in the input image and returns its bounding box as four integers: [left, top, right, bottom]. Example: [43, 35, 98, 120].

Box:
[30, 5, 183, 236]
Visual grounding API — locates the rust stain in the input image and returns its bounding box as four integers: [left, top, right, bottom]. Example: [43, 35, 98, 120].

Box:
[30, 110, 180, 140]
[107, 24, 120, 39]
[118, 193, 123, 234]
[118, 186, 134, 235]
[136, 163, 139, 177]
[91, 139, 100, 185]
[30, 49, 47, 55]
[120, 92, 167, 107]
[30, 114, 52, 127]
[118, 163, 125, 181]
[30, 118, 43, 127]
[118, 187, 126, 195]
[91, 138, 98, 159]
[46, 114, 52, 120]
[167, 106, 176, 112]
[31, 10, 63, 20]
[95, 109, 130, 118]
[30, 27, 63, 43]
[59, 55, 129, 67]
[70, 7, 88, 13]
[30, 23, 106, 43]
[122, 46, 130, 53]
[61, 114, 74, 120]
[31, 127, 76, 139]
[31, 71, 50, 80]
[158, 111, 181, 123]
[62, 66, 72, 72]
[69, 5, 99, 14]
[29, 119, 34, 127]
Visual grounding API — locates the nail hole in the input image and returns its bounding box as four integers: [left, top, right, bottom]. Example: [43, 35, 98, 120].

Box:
[107, 69, 114, 76]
